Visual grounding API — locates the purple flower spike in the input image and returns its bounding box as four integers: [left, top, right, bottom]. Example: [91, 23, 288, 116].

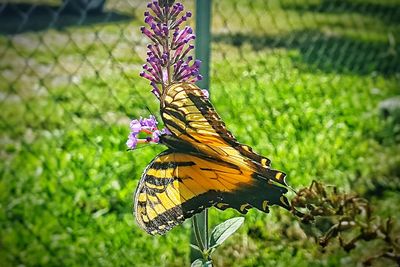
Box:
[129, 1, 203, 150]
[140, 1, 201, 95]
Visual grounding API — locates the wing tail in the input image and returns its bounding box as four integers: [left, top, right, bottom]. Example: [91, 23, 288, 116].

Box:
[213, 167, 291, 214]
[214, 177, 291, 214]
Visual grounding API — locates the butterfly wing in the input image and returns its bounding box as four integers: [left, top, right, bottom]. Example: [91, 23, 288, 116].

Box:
[161, 82, 286, 185]
[134, 150, 290, 235]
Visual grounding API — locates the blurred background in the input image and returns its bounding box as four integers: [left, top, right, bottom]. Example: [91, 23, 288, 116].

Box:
[0, 0, 399, 266]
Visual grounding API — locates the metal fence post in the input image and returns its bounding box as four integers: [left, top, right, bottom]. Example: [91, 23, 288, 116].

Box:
[195, 0, 212, 91]
[190, 0, 212, 263]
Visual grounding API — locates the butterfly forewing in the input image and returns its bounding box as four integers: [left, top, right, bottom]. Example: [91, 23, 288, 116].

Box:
[161, 83, 286, 186]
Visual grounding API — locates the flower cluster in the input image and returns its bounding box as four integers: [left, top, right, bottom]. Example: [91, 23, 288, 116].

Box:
[140, 0, 202, 98]
[127, 1, 204, 150]
[126, 115, 171, 150]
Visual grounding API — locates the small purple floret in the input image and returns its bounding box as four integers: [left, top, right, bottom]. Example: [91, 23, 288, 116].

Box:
[126, 115, 172, 150]
[152, 130, 161, 143]
[201, 89, 209, 99]
[126, 133, 138, 149]
[140, 115, 157, 130]
[130, 119, 142, 133]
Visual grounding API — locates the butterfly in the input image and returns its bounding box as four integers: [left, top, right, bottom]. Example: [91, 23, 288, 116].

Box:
[134, 82, 292, 235]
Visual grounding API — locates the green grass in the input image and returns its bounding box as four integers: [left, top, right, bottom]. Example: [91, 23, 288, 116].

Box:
[1, 0, 399, 266]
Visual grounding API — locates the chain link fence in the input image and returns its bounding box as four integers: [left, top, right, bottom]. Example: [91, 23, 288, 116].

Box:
[1, 0, 399, 266]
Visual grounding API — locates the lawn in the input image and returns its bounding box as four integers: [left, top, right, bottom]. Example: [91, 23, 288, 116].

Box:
[0, 0, 399, 266]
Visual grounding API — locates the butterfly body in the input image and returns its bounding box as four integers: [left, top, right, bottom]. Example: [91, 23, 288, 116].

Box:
[134, 83, 291, 235]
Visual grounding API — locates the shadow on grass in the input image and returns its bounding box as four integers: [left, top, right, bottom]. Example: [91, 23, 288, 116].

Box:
[213, 30, 400, 76]
[282, 0, 400, 26]
[0, 2, 134, 35]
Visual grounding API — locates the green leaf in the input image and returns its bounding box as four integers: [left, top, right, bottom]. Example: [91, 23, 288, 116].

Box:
[191, 259, 212, 267]
[191, 259, 203, 267]
[190, 244, 202, 253]
[209, 217, 245, 250]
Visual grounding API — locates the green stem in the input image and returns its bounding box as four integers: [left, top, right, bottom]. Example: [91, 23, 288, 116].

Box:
[192, 214, 205, 252]
[192, 210, 212, 263]
[203, 209, 209, 252]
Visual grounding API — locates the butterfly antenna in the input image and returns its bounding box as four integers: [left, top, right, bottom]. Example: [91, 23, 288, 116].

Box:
[146, 106, 156, 117]
[287, 184, 299, 195]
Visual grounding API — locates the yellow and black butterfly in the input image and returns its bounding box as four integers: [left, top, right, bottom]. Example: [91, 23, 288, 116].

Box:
[134, 82, 292, 235]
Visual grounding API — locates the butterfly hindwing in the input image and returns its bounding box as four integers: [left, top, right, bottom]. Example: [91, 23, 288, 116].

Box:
[134, 149, 290, 235]
[134, 150, 246, 235]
